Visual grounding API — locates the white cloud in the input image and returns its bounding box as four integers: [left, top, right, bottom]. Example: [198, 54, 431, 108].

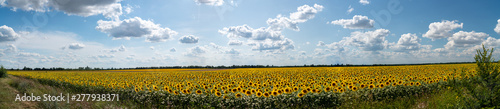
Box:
[248, 38, 294, 52]
[267, 15, 299, 31]
[360, 0, 370, 5]
[329, 15, 374, 29]
[220, 4, 322, 53]
[391, 33, 423, 52]
[344, 29, 390, 51]
[4, 44, 17, 53]
[0, 25, 20, 42]
[106, 45, 126, 52]
[225, 48, 240, 55]
[17, 52, 41, 57]
[228, 40, 243, 46]
[96, 17, 178, 42]
[219, 25, 284, 41]
[67, 43, 85, 50]
[0, 0, 123, 19]
[194, 0, 224, 6]
[290, 4, 323, 23]
[347, 5, 354, 14]
[179, 35, 199, 44]
[495, 19, 500, 34]
[423, 20, 463, 40]
[317, 41, 325, 46]
[184, 46, 207, 57]
[170, 47, 176, 52]
[150, 46, 154, 50]
[445, 31, 489, 49]
[483, 37, 500, 47]
[267, 4, 323, 31]
[124, 4, 133, 14]
[90, 54, 115, 59]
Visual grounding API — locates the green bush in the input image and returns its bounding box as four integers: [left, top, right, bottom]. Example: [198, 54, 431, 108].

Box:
[0, 65, 7, 78]
[472, 44, 500, 107]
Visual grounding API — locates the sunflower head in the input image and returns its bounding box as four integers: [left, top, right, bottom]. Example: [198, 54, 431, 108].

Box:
[297, 93, 304, 98]
[196, 89, 202, 94]
[369, 84, 375, 89]
[235, 93, 242, 98]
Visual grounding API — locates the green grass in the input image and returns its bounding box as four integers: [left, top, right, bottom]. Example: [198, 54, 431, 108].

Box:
[0, 75, 140, 109]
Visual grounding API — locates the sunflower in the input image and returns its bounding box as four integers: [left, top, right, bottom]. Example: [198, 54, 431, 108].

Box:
[392, 82, 397, 87]
[254, 91, 262, 97]
[223, 95, 229, 99]
[163, 86, 168, 91]
[153, 85, 158, 91]
[284, 88, 291, 93]
[215, 91, 222, 97]
[293, 87, 299, 91]
[272, 91, 278, 96]
[352, 86, 358, 91]
[196, 89, 203, 94]
[360, 84, 366, 89]
[379, 84, 385, 88]
[324, 87, 331, 92]
[263, 92, 270, 97]
[245, 90, 252, 96]
[416, 82, 421, 86]
[277, 89, 283, 94]
[410, 82, 415, 86]
[235, 93, 242, 98]
[301, 89, 308, 94]
[134, 87, 139, 92]
[297, 93, 304, 98]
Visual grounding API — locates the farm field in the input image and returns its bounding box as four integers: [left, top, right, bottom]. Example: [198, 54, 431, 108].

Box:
[6, 64, 479, 108]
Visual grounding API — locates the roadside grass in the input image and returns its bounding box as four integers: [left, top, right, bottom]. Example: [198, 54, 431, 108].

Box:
[1, 75, 139, 109]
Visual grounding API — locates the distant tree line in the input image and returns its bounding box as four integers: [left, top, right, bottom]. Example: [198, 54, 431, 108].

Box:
[7, 61, 478, 71]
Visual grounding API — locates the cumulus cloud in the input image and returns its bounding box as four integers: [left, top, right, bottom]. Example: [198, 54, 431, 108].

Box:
[184, 46, 207, 57]
[267, 4, 323, 31]
[90, 54, 115, 59]
[170, 47, 176, 52]
[329, 15, 374, 29]
[360, 0, 370, 5]
[228, 40, 243, 46]
[444, 31, 489, 49]
[0, 0, 123, 19]
[225, 48, 240, 54]
[4, 44, 17, 53]
[344, 29, 390, 51]
[96, 17, 178, 42]
[194, 0, 224, 6]
[267, 15, 299, 31]
[179, 35, 199, 44]
[290, 4, 323, 23]
[423, 20, 463, 40]
[317, 41, 326, 46]
[0, 25, 20, 42]
[17, 52, 41, 57]
[248, 38, 295, 52]
[67, 43, 85, 50]
[220, 4, 322, 53]
[219, 25, 284, 41]
[105, 45, 126, 52]
[495, 19, 500, 34]
[390, 33, 423, 52]
[483, 37, 500, 47]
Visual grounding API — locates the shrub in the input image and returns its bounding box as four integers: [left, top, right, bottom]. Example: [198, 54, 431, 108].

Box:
[0, 65, 7, 78]
[473, 44, 500, 107]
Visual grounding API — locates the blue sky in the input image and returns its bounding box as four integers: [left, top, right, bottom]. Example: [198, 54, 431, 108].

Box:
[1, 0, 500, 68]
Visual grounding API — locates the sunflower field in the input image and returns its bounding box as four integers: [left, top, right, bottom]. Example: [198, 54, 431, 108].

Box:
[8, 64, 477, 108]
